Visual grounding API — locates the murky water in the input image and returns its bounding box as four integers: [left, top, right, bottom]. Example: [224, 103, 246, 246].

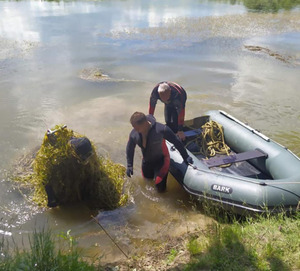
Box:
[0, 0, 300, 263]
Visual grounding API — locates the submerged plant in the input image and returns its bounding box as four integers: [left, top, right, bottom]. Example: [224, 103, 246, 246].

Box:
[14, 125, 127, 210]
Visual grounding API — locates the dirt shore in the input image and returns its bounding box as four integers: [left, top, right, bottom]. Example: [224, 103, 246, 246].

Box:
[103, 233, 193, 271]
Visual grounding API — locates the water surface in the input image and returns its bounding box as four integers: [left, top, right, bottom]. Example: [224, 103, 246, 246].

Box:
[0, 0, 300, 262]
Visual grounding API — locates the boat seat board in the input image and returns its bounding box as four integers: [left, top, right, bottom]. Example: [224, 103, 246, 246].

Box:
[211, 159, 271, 179]
[202, 149, 268, 168]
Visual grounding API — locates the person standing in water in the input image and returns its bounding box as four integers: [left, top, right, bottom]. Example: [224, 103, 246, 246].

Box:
[149, 81, 187, 141]
[126, 112, 193, 192]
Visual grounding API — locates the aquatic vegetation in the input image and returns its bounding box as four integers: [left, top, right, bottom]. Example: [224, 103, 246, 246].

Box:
[244, 45, 293, 64]
[78, 68, 110, 82]
[0, 228, 102, 271]
[78, 67, 143, 83]
[15, 125, 127, 210]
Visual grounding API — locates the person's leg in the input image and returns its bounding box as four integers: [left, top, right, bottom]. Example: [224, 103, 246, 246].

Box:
[154, 147, 170, 193]
[141, 160, 155, 179]
[170, 107, 179, 133]
[165, 105, 178, 133]
[164, 104, 172, 128]
[45, 184, 58, 207]
[155, 173, 167, 192]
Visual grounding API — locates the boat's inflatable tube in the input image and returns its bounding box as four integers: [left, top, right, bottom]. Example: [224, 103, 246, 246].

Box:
[167, 110, 300, 214]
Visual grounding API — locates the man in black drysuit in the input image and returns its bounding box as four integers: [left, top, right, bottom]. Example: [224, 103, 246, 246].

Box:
[149, 81, 187, 141]
[126, 112, 193, 192]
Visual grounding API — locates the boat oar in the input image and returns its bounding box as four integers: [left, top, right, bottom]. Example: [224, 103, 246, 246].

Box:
[91, 215, 129, 259]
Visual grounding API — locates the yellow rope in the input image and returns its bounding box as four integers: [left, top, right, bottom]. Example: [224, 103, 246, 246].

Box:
[200, 121, 230, 158]
[185, 120, 230, 160]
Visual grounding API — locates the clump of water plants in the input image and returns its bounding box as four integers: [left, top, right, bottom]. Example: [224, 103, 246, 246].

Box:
[16, 125, 127, 210]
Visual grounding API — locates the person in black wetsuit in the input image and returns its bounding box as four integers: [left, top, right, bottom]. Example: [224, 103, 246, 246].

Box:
[149, 81, 187, 141]
[126, 112, 193, 192]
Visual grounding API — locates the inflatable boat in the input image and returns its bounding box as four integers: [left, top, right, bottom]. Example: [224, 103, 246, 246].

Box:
[167, 110, 300, 215]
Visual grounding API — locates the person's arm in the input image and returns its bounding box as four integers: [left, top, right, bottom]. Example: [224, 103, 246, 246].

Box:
[149, 86, 159, 115]
[163, 125, 190, 162]
[126, 132, 136, 177]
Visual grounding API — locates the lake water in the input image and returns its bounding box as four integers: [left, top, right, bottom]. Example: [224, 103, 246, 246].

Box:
[0, 0, 300, 263]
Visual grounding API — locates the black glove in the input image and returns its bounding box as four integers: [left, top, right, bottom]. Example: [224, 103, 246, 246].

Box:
[126, 166, 133, 177]
[185, 156, 193, 165]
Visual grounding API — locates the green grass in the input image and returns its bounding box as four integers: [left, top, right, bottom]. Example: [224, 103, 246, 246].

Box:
[187, 237, 205, 256]
[0, 229, 102, 271]
[184, 211, 300, 271]
[167, 248, 179, 264]
[0, 211, 299, 270]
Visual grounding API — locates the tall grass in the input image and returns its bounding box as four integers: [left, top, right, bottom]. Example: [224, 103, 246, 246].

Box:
[184, 210, 300, 271]
[0, 229, 102, 271]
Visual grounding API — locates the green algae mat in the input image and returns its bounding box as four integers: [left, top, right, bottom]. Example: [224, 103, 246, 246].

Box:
[14, 125, 128, 210]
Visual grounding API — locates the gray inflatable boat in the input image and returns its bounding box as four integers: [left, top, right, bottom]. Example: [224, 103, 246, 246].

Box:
[168, 110, 300, 215]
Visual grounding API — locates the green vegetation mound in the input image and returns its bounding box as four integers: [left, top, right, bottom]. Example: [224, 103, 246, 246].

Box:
[16, 125, 127, 210]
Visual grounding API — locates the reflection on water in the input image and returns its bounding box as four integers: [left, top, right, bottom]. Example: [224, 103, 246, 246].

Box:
[243, 0, 300, 13]
[0, 0, 300, 262]
[117, 13, 300, 46]
[209, 0, 300, 12]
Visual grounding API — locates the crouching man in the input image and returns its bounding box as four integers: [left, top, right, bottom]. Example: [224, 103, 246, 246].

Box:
[126, 112, 193, 192]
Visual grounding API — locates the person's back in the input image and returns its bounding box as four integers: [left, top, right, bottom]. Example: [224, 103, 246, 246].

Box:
[149, 81, 187, 140]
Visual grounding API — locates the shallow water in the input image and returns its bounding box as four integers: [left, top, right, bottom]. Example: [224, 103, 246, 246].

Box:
[0, 0, 300, 262]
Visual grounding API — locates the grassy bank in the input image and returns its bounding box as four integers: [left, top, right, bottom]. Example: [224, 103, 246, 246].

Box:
[1, 211, 299, 271]
[184, 211, 300, 271]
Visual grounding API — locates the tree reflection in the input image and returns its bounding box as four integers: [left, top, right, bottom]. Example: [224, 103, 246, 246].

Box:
[209, 0, 300, 12]
[244, 0, 300, 12]
[30, 0, 300, 13]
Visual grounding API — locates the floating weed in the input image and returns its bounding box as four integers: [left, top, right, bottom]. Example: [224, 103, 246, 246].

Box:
[13, 125, 127, 210]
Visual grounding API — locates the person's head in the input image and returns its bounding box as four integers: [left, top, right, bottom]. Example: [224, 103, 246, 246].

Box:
[130, 112, 150, 133]
[158, 83, 171, 103]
